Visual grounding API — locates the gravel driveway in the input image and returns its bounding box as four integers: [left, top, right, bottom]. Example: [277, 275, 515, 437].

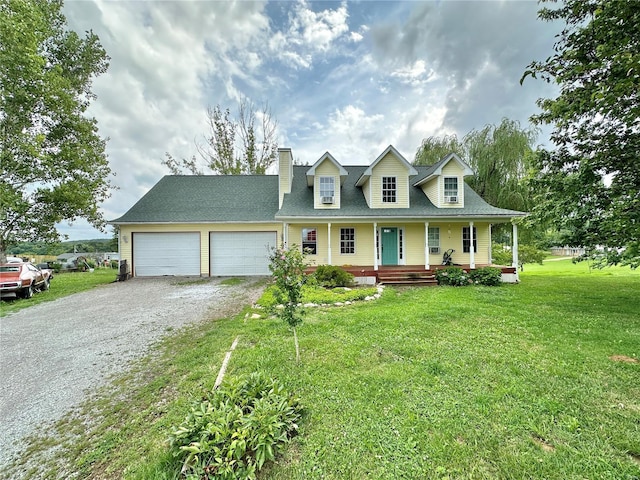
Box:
[0, 276, 265, 467]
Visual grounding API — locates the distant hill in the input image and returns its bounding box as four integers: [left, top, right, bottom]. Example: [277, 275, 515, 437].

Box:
[7, 238, 117, 256]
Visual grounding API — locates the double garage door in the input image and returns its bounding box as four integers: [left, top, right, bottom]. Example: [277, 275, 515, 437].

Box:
[132, 231, 276, 277]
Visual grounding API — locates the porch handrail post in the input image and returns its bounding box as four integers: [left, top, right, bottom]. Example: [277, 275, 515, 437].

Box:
[512, 222, 519, 269]
[327, 223, 332, 265]
[373, 222, 378, 271]
[469, 221, 475, 269]
[424, 222, 430, 270]
[489, 223, 493, 264]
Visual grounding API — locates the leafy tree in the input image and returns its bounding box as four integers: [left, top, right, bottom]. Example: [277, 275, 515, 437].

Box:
[268, 245, 308, 363]
[522, 0, 640, 268]
[163, 99, 278, 175]
[0, 0, 112, 262]
[414, 133, 464, 167]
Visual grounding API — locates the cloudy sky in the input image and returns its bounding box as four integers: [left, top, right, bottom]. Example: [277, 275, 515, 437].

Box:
[60, 0, 559, 240]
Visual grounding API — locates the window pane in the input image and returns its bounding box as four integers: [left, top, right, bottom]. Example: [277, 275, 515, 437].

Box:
[340, 228, 355, 254]
[444, 177, 458, 197]
[302, 228, 317, 254]
[462, 227, 477, 253]
[382, 176, 396, 203]
[428, 227, 440, 246]
[319, 177, 334, 197]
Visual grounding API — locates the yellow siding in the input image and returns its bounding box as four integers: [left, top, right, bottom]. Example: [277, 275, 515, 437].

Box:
[119, 223, 282, 276]
[330, 224, 375, 266]
[120, 221, 494, 273]
[313, 160, 340, 209]
[434, 223, 491, 265]
[288, 224, 324, 266]
[475, 224, 491, 264]
[362, 178, 371, 206]
[404, 224, 425, 265]
[421, 178, 440, 207]
[370, 153, 410, 208]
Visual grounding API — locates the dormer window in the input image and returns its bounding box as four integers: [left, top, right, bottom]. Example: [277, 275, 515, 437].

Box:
[382, 176, 396, 203]
[444, 177, 458, 203]
[319, 176, 335, 203]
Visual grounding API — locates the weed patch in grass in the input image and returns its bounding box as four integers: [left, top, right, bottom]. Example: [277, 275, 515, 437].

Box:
[220, 277, 245, 286]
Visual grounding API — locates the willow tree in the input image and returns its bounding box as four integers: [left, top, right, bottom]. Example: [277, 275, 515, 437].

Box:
[0, 0, 112, 262]
[414, 133, 464, 167]
[464, 119, 538, 213]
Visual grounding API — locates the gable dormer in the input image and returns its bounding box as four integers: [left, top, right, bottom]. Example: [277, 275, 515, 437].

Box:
[306, 152, 348, 209]
[355, 145, 417, 208]
[413, 153, 474, 208]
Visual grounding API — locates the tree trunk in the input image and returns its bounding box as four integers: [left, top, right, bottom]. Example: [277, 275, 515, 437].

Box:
[293, 327, 300, 363]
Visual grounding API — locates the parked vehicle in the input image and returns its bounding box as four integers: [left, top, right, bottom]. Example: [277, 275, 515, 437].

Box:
[36, 262, 55, 280]
[0, 262, 52, 299]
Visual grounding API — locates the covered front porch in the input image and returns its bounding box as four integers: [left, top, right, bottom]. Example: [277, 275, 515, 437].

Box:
[284, 220, 522, 281]
[306, 264, 520, 286]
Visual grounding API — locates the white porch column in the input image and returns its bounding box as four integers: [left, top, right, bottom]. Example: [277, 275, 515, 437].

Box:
[283, 223, 288, 248]
[424, 222, 430, 270]
[489, 224, 493, 265]
[373, 222, 378, 271]
[327, 223, 332, 265]
[469, 221, 475, 269]
[512, 222, 519, 269]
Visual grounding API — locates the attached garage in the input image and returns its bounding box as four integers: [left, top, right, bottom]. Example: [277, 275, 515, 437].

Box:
[210, 231, 277, 276]
[133, 232, 200, 276]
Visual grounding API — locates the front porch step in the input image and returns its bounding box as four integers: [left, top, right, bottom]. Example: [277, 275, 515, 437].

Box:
[377, 271, 437, 286]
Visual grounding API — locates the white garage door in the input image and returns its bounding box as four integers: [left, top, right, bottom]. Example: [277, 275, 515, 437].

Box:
[210, 231, 276, 276]
[133, 232, 200, 276]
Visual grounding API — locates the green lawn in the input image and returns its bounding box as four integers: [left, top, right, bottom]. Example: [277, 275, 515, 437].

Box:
[5, 260, 639, 479]
[0, 268, 117, 316]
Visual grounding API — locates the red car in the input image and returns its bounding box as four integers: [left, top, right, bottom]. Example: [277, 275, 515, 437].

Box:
[0, 262, 51, 299]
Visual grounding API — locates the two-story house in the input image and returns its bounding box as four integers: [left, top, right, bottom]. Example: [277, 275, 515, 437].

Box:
[111, 145, 525, 282]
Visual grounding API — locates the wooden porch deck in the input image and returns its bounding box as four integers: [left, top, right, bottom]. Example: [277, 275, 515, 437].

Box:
[307, 264, 517, 286]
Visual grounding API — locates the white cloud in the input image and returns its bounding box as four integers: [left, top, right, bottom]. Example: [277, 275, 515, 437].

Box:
[350, 31, 363, 42]
[390, 60, 436, 87]
[270, 1, 351, 68]
[292, 1, 349, 50]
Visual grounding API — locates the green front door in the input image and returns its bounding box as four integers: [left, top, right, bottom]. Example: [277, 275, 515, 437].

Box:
[381, 228, 398, 265]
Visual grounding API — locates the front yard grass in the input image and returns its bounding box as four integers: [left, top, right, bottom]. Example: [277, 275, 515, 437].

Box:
[5, 260, 640, 479]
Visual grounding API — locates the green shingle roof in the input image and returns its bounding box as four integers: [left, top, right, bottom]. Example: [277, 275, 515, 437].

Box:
[112, 166, 526, 225]
[276, 165, 526, 220]
[112, 175, 279, 223]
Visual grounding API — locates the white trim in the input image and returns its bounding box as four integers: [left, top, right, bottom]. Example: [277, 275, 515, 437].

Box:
[469, 221, 475, 269]
[512, 223, 519, 269]
[373, 222, 378, 271]
[489, 224, 493, 264]
[327, 223, 332, 265]
[424, 222, 430, 270]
